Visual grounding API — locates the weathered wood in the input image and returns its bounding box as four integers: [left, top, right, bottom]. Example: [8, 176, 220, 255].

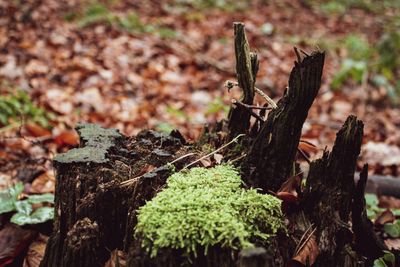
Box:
[40, 124, 188, 267]
[352, 165, 387, 265]
[301, 115, 365, 266]
[244, 51, 325, 192]
[228, 22, 257, 139]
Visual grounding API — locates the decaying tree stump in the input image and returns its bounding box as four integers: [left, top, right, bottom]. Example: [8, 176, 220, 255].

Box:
[40, 23, 389, 267]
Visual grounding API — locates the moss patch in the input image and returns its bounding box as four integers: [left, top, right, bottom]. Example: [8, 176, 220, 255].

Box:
[134, 165, 284, 258]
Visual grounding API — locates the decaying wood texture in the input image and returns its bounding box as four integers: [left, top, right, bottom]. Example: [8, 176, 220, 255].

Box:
[301, 115, 364, 266]
[40, 23, 388, 267]
[244, 50, 325, 192]
[227, 22, 257, 140]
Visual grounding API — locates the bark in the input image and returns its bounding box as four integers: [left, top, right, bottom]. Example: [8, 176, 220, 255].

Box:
[40, 125, 190, 267]
[244, 51, 325, 192]
[301, 115, 364, 266]
[227, 22, 257, 140]
[352, 165, 387, 265]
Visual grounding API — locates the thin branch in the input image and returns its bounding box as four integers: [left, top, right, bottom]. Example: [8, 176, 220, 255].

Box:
[254, 87, 277, 109]
[294, 225, 317, 256]
[232, 99, 265, 123]
[183, 134, 245, 169]
[297, 147, 311, 164]
[120, 152, 198, 187]
[225, 80, 277, 109]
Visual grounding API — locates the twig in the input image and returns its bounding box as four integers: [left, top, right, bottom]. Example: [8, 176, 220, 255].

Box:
[294, 224, 316, 256]
[297, 147, 311, 164]
[227, 153, 247, 164]
[120, 152, 198, 187]
[183, 134, 245, 169]
[225, 80, 277, 109]
[168, 152, 197, 165]
[254, 87, 277, 109]
[232, 99, 265, 123]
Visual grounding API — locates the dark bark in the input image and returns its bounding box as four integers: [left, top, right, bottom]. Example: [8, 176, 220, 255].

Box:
[352, 165, 387, 264]
[227, 22, 257, 140]
[244, 51, 325, 192]
[40, 125, 189, 267]
[301, 115, 365, 266]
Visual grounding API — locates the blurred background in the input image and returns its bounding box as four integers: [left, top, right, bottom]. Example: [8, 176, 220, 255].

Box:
[1, 0, 400, 184]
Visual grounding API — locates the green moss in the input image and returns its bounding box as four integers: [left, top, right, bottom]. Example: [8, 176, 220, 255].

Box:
[134, 165, 284, 259]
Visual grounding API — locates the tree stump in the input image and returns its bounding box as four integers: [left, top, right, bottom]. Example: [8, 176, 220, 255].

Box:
[40, 23, 387, 267]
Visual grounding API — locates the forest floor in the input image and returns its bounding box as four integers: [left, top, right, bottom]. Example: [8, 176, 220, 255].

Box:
[0, 0, 400, 264]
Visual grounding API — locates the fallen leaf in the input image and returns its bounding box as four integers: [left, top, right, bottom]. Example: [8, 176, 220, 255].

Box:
[298, 140, 319, 156]
[287, 234, 319, 267]
[199, 158, 212, 167]
[25, 124, 52, 138]
[277, 175, 301, 214]
[379, 196, 400, 210]
[213, 153, 223, 164]
[375, 210, 396, 226]
[30, 171, 55, 194]
[384, 238, 400, 250]
[23, 234, 48, 267]
[0, 223, 37, 267]
[53, 131, 80, 146]
[104, 250, 126, 267]
[363, 142, 400, 166]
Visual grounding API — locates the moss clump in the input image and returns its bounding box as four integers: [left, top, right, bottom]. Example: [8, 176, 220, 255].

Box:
[134, 165, 284, 259]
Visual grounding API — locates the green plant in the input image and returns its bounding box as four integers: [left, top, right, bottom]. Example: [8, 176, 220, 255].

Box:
[74, 2, 178, 38]
[0, 89, 50, 127]
[373, 250, 395, 267]
[172, 0, 248, 12]
[383, 220, 400, 238]
[365, 193, 384, 220]
[0, 182, 54, 225]
[206, 96, 229, 116]
[135, 165, 284, 259]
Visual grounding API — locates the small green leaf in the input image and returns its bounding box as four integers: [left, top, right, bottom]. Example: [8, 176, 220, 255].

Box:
[8, 182, 24, 200]
[11, 207, 54, 226]
[27, 193, 55, 204]
[365, 193, 379, 207]
[373, 258, 388, 267]
[15, 200, 33, 215]
[0, 191, 16, 214]
[383, 250, 395, 263]
[384, 221, 400, 238]
[0, 182, 24, 214]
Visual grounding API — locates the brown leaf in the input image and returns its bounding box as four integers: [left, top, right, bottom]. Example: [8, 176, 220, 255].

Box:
[298, 140, 319, 155]
[23, 234, 48, 267]
[379, 196, 400, 210]
[278, 175, 301, 198]
[54, 131, 79, 146]
[0, 224, 37, 267]
[384, 238, 400, 250]
[30, 171, 55, 194]
[200, 158, 212, 167]
[287, 234, 319, 267]
[213, 153, 223, 164]
[375, 210, 396, 226]
[25, 124, 52, 138]
[104, 250, 126, 267]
